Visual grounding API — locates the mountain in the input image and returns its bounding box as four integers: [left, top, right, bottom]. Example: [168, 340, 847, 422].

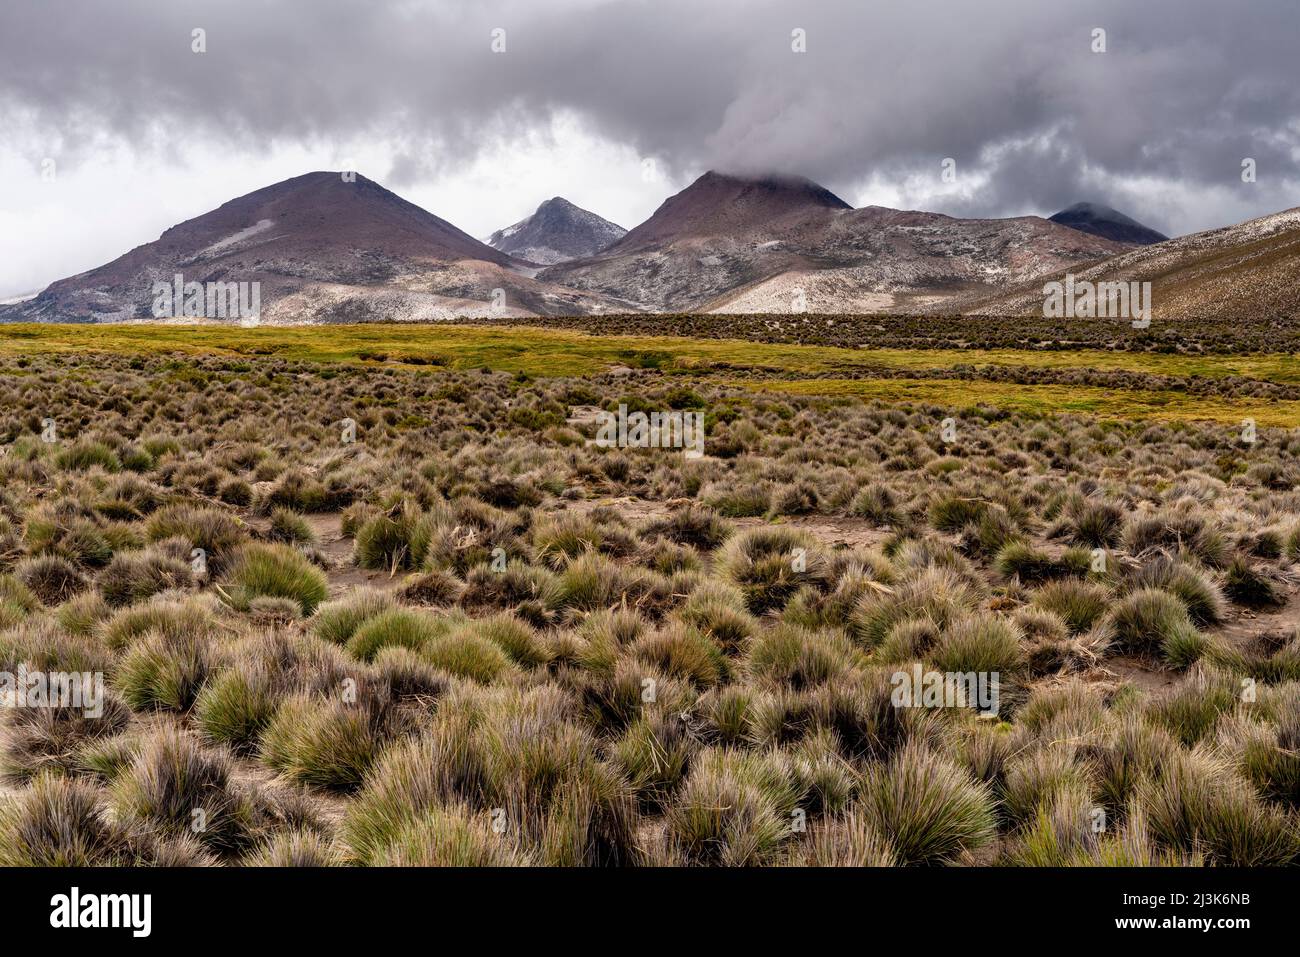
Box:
[487, 197, 626, 265]
[541, 170, 1129, 312]
[1049, 202, 1169, 245]
[956, 206, 1300, 321]
[605, 171, 851, 254]
[6, 169, 1208, 323]
[0, 172, 623, 323]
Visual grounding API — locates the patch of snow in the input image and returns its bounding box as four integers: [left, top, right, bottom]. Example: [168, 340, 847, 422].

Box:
[201, 219, 274, 256]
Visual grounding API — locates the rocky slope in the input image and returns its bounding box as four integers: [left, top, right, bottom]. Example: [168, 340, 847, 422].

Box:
[957, 206, 1300, 321]
[0, 173, 624, 323]
[541, 172, 1129, 313]
[487, 197, 626, 265]
[8, 170, 1289, 323]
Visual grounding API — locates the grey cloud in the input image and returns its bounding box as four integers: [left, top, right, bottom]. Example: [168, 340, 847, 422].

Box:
[0, 0, 1297, 234]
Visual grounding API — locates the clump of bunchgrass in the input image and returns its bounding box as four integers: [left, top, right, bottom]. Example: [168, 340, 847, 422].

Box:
[221, 543, 328, 616]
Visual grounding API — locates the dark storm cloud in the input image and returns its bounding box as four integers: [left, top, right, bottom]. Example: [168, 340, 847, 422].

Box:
[1, 0, 1297, 233]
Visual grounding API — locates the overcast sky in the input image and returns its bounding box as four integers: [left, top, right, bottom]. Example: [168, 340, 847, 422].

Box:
[1, 0, 1297, 298]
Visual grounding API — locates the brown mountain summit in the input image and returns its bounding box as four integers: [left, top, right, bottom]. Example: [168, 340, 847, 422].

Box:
[541, 171, 1127, 312]
[3, 172, 621, 322]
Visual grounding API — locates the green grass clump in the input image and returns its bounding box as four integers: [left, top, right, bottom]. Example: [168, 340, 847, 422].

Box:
[0, 773, 136, 866]
[98, 549, 191, 607]
[422, 624, 515, 683]
[851, 564, 981, 647]
[310, 588, 397, 645]
[110, 726, 250, 854]
[55, 439, 122, 473]
[929, 613, 1025, 677]
[260, 696, 383, 791]
[113, 632, 211, 712]
[716, 527, 829, 615]
[13, 555, 87, 605]
[1222, 556, 1282, 608]
[665, 748, 802, 866]
[1138, 749, 1300, 866]
[222, 543, 328, 615]
[370, 806, 531, 866]
[1099, 587, 1202, 661]
[145, 504, 246, 571]
[1030, 579, 1110, 634]
[345, 608, 445, 662]
[860, 742, 997, 865]
[194, 661, 278, 752]
[268, 508, 317, 546]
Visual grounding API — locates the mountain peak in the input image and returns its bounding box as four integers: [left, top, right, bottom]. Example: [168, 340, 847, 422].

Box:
[1049, 202, 1168, 245]
[3, 170, 519, 323]
[487, 197, 626, 265]
[694, 170, 852, 209]
[604, 169, 851, 254]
